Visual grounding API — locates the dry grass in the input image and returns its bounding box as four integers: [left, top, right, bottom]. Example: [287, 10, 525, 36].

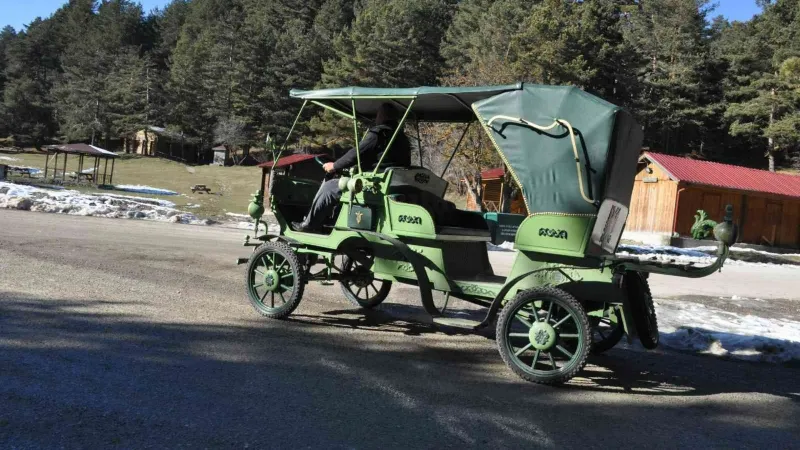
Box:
[3, 151, 262, 219]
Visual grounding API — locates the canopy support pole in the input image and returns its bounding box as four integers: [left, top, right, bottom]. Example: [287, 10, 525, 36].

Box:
[271, 100, 308, 172]
[44, 152, 49, 180]
[416, 121, 423, 166]
[310, 100, 353, 120]
[372, 99, 415, 176]
[62, 153, 67, 182]
[103, 157, 109, 186]
[352, 99, 361, 174]
[109, 158, 115, 185]
[440, 122, 471, 178]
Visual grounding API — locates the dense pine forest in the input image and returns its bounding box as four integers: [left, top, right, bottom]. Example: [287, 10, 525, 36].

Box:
[2, 0, 800, 173]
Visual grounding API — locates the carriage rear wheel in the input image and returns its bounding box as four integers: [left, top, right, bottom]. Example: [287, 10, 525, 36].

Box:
[626, 271, 659, 349]
[339, 251, 392, 309]
[245, 242, 304, 319]
[497, 287, 591, 385]
[590, 305, 625, 354]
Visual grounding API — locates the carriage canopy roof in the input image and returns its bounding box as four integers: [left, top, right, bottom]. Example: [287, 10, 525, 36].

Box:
[289, 84, 521, 123]
[291, 83, 642, 215]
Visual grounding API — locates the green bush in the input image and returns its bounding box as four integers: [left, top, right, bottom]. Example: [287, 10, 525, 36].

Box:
[691, 210, 717, 240]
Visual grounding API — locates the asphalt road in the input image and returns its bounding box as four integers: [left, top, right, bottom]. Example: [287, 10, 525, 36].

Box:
[1, 210, 799, 449]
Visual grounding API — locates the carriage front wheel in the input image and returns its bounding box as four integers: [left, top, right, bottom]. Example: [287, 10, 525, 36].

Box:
[497, 287, 592, 385]
[245, 242, 304, 319]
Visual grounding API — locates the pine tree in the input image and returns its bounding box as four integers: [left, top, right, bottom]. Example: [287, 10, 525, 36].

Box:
[0, 26, 18, 138]
[722, 0, 800, 171]
[622, 0, 720, 154]
[322, 0, 452, 87]
[3, 18, 61, 147]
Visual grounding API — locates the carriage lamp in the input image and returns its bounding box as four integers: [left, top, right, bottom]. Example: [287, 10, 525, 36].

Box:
[713, 204, 738, 246]
[248, 189, 265, 220]
[347, 178, 363, 194]
[337, 177, 363, 194]
[338, 176, 351, 191]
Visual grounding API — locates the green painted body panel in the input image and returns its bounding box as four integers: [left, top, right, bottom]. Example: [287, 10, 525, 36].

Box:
[514, 215, 594, 257]
[506, 250, 613, 296]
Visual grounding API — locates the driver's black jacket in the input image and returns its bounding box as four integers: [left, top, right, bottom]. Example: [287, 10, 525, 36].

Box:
[332, 124, 411, 172]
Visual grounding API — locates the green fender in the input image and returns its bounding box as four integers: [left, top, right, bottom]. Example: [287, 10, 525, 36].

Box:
[477, 266, 582, 329]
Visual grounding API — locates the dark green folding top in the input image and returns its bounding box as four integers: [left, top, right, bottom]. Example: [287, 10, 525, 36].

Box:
[289, 84, 521, 123]
[472, 85, 642, 216]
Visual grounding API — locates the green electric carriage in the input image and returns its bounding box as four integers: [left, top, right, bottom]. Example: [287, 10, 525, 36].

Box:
[238, 83, 737, 385]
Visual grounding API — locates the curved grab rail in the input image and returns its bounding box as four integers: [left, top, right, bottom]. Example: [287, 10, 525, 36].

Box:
[613, 242, 730, 278]
[485, 115, 594, 204]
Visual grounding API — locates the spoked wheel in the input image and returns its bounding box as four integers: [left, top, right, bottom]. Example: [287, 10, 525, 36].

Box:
[497, 287, 592, 385]
[245, 242, 304, 319]
[339, 250, 392, 309]
[589, 305, 625, 354]
[626, 271, 659, 349]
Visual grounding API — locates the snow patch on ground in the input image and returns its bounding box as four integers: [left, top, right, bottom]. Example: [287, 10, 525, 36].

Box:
[616, 244, 800, 269]
[0, 156, 20, 162]
[225, 212, 252, 220]
[113, 184, 178, 196]
[7, 165, 42, 175]
[487, 241, 515, 252]
[657, 300, 800, 363]
[0, 181, 208, 225]
[693, 245, 800, 258]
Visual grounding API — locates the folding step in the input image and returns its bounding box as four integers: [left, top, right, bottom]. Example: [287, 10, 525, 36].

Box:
[432, 317, 482, 330]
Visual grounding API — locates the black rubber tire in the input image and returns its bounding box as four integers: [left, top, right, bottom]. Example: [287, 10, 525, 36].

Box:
[339, 253, 392, 309]
[626, 272, 659, 349]
[244, 242, 304, 319]
[590, 306, 625, 354]
[496, 287, 592, 385]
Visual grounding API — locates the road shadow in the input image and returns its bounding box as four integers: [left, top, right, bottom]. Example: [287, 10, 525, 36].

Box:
[1, 293, 799, 449]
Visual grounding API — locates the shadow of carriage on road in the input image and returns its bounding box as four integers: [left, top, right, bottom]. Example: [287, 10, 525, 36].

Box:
[2, 293, 799, 448]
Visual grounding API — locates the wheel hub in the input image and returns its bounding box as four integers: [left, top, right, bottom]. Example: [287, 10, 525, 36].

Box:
[263, 269, 280, 292]
[528, 321, 557, 351]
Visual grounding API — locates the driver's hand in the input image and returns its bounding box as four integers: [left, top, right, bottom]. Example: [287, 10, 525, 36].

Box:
[323, 162, 335, 173]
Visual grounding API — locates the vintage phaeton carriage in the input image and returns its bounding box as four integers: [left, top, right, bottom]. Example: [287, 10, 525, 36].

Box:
[237, 84, 737, 384]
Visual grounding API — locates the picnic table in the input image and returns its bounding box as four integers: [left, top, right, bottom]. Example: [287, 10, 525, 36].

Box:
[68, 168, 96, 182]
[8, 166, 40, 178]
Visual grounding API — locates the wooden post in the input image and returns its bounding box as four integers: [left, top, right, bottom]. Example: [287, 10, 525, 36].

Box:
[103, 157, 109, 186]
[53, 153, 58, 180]
[43, 151, 49, 180]
[109, 158, 115, 185]
[62, 152, 68, 182]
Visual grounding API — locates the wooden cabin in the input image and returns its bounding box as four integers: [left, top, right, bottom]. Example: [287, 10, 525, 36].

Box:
[464, 167, 527, 214]
[628, 152, 800, 248]
[126, 126, 210, 164]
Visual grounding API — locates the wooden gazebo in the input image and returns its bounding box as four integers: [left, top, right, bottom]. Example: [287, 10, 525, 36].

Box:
[43, 143, 118, 185]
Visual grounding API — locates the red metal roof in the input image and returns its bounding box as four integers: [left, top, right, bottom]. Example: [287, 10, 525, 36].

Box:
[645, 152, 800, 199]
[258, 153, 324, 169]
[481, 167, 505, 179]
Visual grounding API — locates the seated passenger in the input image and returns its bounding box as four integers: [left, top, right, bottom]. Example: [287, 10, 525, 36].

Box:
[292, 103, 411, 232]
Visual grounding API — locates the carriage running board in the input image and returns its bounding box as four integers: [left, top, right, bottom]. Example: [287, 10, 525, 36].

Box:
[432, 317, 482, 330]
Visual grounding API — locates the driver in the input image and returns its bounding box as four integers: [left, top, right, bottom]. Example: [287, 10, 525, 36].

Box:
[292, 103, 411, 232]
